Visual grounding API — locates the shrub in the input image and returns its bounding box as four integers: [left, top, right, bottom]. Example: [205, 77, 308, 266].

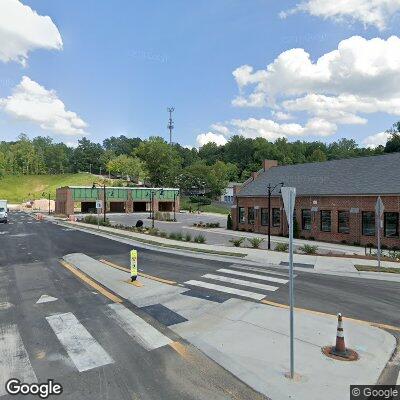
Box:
[227, 214, 233, 230]
[247, 237, 264, 249]
[194, 234, 206, 244]
[175, 232, 183, 241]
[275, 242, 289, 252]
[169, 232, 177, 240]
[82, 215, 111, 227]
[148, 228, 159, 236]
[185, 233, 192, 242]
[229, 237, 245, 247]
[299, 244, 318, 254]
[160, 231, 168, 238]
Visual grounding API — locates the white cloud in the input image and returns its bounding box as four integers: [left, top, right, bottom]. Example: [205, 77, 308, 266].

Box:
[362, 131, 391, 148]
[232, 35, 400, 132]
[0, 76, 87, 136]
[0, 0, 62, 65]
[230, 117, 337, 140]
[271, 111, 294, 121]
[196, 132, 228, 147]
[280, 0, 400, 30]
[210, 123, 231, 136]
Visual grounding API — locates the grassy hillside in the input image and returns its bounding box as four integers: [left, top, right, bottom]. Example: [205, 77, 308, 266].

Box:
[0, 173, 107, 203]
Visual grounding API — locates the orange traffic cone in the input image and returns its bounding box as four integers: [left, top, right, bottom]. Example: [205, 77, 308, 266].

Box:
[331, 313, 347, 356]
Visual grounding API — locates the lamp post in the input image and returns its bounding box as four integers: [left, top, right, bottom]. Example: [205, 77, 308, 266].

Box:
[267, 182, 284, 250]
[173, 190, 179, 222]
[42, 192, 51, 215]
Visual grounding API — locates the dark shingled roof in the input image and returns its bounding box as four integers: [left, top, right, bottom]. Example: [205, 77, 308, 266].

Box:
[238, 152, 400, 197]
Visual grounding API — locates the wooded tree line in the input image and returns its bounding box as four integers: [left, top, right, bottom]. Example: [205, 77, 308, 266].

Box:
[1, 122, 399, 197]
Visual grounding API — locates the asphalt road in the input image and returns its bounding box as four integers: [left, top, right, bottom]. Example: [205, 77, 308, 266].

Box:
[0, 212, 266, 400]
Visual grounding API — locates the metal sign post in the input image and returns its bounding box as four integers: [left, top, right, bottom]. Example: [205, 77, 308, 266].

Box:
[96, 200, 103, 230]
[375, 197, 384, 268]
[281, 187, 296, 379]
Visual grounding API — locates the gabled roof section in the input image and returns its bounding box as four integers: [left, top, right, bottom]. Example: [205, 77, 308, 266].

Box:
[238, 152, 400, 197]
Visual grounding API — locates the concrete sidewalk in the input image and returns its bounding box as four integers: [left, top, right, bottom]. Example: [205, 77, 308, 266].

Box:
[63, 253, 397, 400]
[173, 298, 395, 400]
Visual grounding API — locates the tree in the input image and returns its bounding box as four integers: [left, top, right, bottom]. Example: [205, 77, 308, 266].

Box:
[135, 137, 182, 186]
[71, 137, 104, 174]
[198, 142, 223, 165]
[309, 149, 327, 162]
[103, 135, 142, 156]
[385, 122, 400, 153]
[107, 155, 148, 182]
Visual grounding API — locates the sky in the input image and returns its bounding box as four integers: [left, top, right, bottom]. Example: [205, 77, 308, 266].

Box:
[1, 0, 400, 149]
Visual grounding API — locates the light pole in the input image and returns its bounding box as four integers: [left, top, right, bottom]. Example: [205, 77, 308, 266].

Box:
[173, 190, 179, 222]
[267, 182, 284, 250]
[42, 192, 51, 215]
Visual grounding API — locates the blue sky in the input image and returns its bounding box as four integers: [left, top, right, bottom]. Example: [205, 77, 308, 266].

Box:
[1, 0, 400, 148]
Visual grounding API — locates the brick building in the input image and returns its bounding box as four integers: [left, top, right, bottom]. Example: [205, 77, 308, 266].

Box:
[55, 186, 180, 216]
[231, 153, 400, 248]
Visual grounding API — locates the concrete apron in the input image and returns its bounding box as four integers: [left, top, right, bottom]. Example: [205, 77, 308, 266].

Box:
[172, 298, 396, 400]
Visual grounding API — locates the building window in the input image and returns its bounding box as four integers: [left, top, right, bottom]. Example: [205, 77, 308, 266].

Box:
[338, 211, 350, 234]
[248, 207, 255, 224]
[261, 208, 269, 226]
[362, 211, 375, 236]
[384, 212, 399, 237]
[320, 210, 331, 232]
[301, 210, 311, 231]
[272, 208, 280, 227]
[238, 207, 245, 223]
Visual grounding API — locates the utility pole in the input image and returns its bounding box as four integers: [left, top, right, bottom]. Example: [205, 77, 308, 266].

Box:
[167, 107, 175, 145]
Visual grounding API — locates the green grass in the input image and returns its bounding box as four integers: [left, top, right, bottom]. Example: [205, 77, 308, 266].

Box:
[355, 264, 400, 274]
[0, 173, 108, 203]
[180, 196, 230, 215]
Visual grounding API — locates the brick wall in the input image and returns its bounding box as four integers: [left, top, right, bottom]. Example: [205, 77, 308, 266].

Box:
[233, 195, 400, 248]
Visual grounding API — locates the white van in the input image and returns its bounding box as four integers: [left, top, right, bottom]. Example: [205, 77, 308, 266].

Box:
[0, 200, 8, 223]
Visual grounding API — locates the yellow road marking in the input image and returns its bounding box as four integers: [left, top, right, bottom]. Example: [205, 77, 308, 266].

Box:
[59, 260, 123, 303]
[100, 259, 176, 285]
[169, 341, 191, 359]
[123, 279, 143, 288]
[260, 299, 400, 332]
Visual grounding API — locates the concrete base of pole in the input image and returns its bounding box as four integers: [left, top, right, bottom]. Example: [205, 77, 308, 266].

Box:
[322, 346, 359, 361]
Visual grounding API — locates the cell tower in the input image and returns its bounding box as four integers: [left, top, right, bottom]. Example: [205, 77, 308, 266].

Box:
[167, 107, 174, 145]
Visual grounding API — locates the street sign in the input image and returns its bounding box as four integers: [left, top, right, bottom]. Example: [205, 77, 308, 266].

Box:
[281, 187, 296, 223]
[375, 197, 384, 269]
[375, 197, 384, 216]
[96, 200, 103, 209]
[130, 250, 138, 281]
[280, 186, 296, 379]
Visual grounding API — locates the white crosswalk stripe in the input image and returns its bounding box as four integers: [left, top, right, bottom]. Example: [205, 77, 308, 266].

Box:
[0, 324, 37, 396]
[46, 312, 114, 372]
[202, 274, 279, 292]
[217, 268, 289, 284]
[105, 303, 172, 351]
[185, 280, 266, 300]
[184, 265, 293, 301]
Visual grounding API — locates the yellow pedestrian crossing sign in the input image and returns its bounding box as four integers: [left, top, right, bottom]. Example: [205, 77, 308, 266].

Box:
[130, 250, 138, 281]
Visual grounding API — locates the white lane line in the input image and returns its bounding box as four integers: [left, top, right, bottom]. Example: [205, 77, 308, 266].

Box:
[185, 280, 265, 300]
[46, 312, 113, 372]
[217, 268, 289, 284]
[106, 304, 171, 351]
[202, 274, 279, 292]
[0, 324, 37, 396]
